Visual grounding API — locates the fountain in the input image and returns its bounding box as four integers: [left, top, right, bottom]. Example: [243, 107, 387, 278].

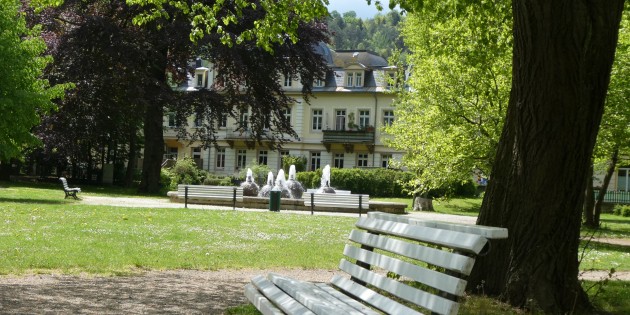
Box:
[285, 165, 305, 199]
[258, 171, 275, 197]
[316, 164, 335, 193]
[274, 169, 292, 198]
[240, 168, 259, 196]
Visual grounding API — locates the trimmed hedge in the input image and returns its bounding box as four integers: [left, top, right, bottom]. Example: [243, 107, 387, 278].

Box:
[296, 168, 478, 198]
[613, 205, 630, 217]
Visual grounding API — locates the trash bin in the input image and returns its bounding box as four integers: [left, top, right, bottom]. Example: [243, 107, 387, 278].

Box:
[269, 186, 281, 212]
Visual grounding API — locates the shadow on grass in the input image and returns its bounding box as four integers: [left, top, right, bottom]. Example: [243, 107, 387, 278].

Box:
[0, 197, 71, 205]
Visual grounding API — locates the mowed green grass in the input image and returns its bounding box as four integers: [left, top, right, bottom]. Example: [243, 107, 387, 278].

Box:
[0, 184, 356, 275]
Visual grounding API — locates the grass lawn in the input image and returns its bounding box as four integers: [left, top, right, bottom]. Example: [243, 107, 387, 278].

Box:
[2, 181, 630, 314]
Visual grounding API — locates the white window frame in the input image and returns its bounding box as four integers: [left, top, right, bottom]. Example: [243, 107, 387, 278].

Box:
[312, 109, 323, 131]
[335, 109, 346, 131]
[357, 153, 369, 168]
[236, 149, 247, 170]
[216, 148, 226, 169]
[381, 154, 392, 168]
[310, 152, 321, 171]
[284, 74, 292, 87]
[359, 110, 370, 129]
[383, 110, 395, 126]
[346, 71, 364, 87]
[334, 153, 344, 169]
[258, 150, 268, 166]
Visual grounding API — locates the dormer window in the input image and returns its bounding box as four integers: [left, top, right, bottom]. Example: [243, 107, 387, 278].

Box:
[346, 71, 364, 87]
[314, 78, 325, 87]
[196, 74, 203, 87]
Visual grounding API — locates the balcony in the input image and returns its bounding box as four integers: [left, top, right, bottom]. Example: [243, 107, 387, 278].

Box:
[322, 129, 375, 153]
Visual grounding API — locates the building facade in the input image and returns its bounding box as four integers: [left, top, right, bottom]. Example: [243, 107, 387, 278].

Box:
[163, 47, 403, 176]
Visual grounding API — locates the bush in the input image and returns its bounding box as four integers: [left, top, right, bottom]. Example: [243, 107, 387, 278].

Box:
[613, 205, 630, 217]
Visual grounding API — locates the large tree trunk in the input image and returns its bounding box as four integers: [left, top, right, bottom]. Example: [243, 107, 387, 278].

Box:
[138, 100, 164, 194]
[470, 1, 623, 313]
[593, 147, 619, 227]
[583, 164, 595, 228]
[124, 131, 138, 188]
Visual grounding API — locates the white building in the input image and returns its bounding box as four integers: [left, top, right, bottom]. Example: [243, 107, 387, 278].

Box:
[163, 47, 404, 176]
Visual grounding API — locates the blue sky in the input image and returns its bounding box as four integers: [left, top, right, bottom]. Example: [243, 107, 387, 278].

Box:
[326, 0, 395, 19]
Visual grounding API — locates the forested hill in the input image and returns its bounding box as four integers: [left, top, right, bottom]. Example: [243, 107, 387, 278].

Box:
[327, 10, 406, 60]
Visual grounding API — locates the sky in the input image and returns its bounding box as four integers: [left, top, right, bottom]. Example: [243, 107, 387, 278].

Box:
[326, 0, 396, 19]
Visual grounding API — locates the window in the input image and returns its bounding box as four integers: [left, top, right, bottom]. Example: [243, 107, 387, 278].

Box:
[194, 115, 203, 127]
[192, 147, 202, 159]
[346, 71, 364, 87]
[357, 153, 369, 167]
[258, 150, 268, 165]
[219, 114, 227, 128]
[312, 109, 323, 131]
[310, 152, 321, 171]
[165, 147, 178, 160]
[334, 153, 344, 169]
[314, 78, 325, 87]
[197, 74, 203, 87]
[216, 148, 225, 168]
[381, 154, 392, 168]
[282, 108, 292, 124]
[359, 110, 370, 129]
[236, 150, 247, 170]
[383, 110, 395, 126]
[335, 109, 346, 131]
[355, 72, 363, 87]
[387, 72, 396, 88]
[240, 112, 249, 129]
[167, 113, 176, 127]
[283, 74, 292, 87]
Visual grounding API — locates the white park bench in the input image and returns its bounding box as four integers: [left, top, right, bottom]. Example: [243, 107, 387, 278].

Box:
[303, 192, 369, 215]
[59, 177, 81, 200]
[177, 184, 243, 210]
[245, 211, 508, 315]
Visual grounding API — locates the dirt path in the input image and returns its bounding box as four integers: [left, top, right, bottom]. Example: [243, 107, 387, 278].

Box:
[0, 269, 341, 314]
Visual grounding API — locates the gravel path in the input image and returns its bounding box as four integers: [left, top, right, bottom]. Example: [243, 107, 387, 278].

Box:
[1, 196, 627, 314]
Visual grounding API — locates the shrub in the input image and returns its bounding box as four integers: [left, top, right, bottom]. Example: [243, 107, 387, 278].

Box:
[282, 155, 307, 173]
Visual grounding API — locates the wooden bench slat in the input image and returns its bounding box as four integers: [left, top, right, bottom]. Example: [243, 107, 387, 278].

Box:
[356, 217, 488, 254]
[348, 230, 475, 275]
[268, 273, 365, 315]
[343, 245, 467, 296]
[313, 284, 380, 315]
[330, 274, 424, 315]
[368, 212, 508, 239]
[339, 260, 459, 315]
[244, 283, 285, 315]
[251, 275, 315, 315]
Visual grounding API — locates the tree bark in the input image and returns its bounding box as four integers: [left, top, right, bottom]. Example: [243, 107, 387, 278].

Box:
[124, 132, 138, 188]
[138, 100, 165, 194]
[413, 195, 434, 211]
[583, 164, 595, 228]
[593, 147, 619, 227]
[469, 1, 623, 313]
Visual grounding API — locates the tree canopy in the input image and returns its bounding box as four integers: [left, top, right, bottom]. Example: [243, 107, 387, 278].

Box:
[384, 0, 511, 194]
[0, 0, 67, 163]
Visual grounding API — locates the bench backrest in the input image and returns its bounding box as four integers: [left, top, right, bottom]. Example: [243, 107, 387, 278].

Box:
[303, 193, 369, 209]
[334, 217, 488, 315]
[59, 177, 71, 190]
[177, 185, 244, 200]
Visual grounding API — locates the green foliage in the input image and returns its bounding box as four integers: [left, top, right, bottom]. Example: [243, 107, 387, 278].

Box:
[0, 0, 69, 161]
[384, 0, 512, 194]
[127, 0, 329, 52]
[240, 162, 272, 185]
[327, 10, 406, 59]
[297, 168, 413, 198]
[281, 155, 307, 173]
[162, 157, 230, 190]
[613, 205, 630, 217]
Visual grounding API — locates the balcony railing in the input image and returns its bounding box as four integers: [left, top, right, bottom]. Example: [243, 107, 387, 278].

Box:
[322, 129, 375, 143]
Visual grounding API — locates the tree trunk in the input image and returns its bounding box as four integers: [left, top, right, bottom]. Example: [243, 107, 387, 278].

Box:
[583, 164, 595, 227]
[470, 1, 623, 313]
[124, 132, 138, 188]
[413, 195, 434, 211]
[594, 147, 619, 226]
[138, 100, 164, 194]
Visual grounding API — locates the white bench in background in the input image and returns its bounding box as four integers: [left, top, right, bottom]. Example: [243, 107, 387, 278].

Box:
[177, 185, 243, 210]
[303, 192, 369, 215]
[59, 177, 81, 200]
[245, 211, 508, 315]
